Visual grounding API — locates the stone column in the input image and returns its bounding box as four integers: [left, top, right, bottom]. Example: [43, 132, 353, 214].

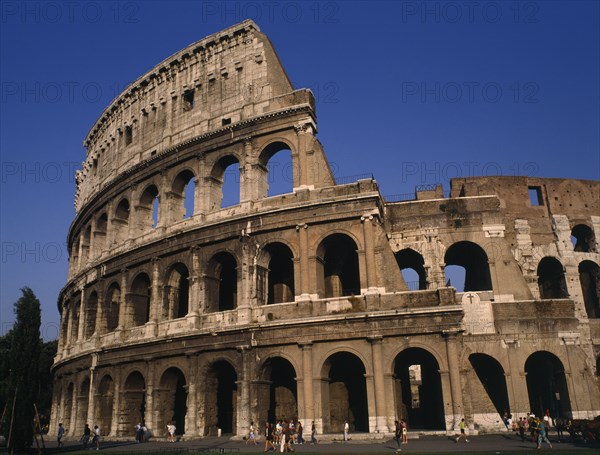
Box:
[369, 336, 389, 432]
[300, 342, 314, 426]
[240, 137, 256, 202]
[94, 285, 106, 337]
[504, 339, 529, 417]
[86, 354, 98, 425]
[147, 258, 160, 336]
[294, 124, 309, 188]
[58, 303, 67, 354]
[70, 378, 79, 436]
[117, 269, 128, 330]
[185, 354, 199, 437]
[296, 223, 311, 299]
[188, 247, 202, 327]
[383, 373, 397, 429]
[77, 287, 87, 343]
[238, 239, 253, 324]
[361, 215, 379, 292]
[236, 345, 252, 436]
[110, 368, 121, 436]
[145, 361, 155, 432]
[443, 330, 464, 430]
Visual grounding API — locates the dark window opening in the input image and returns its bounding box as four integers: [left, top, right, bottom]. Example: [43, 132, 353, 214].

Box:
[264, 357, 297, 423]
[444, 241, 492, 292]
[571, 224, 596, 252]
[525, 352, 571, 418]
[469, 354, 510, 419]
[318, 234, 360, 298]
[157, 368, 187, 436]
[222, 118, 231, 126]
[537, 257, 568, 299]
[528, 186, 543, 206]
[125, 126, 133, 146]
[579, 260, 600, 318]
[183, 90, 195, 111]
[264, 243, 295, 304]
[395, 249, 427, 290]
[205, 361, 237, 435]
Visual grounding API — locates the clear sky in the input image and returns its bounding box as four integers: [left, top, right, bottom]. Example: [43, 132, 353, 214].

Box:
[1, 1, 598, 339]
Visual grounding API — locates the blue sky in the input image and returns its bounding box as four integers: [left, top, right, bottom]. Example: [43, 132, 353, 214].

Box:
[1, 1, 599, 339]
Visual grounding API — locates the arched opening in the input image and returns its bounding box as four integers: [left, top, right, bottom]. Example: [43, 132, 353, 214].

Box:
[260, 243, 295, 305]
[579, 260, 600, 318]
[130, 273, 151, 327]
[84, 291, 98, 339]
[395, 248, 427, 290]
[525, 351, 571, 418]
[259, 142, 294, 197]
[70, 296, 81, 344]
[77, 378, 90, 434]
[469, 354, 510, 419]
[321, 352, 368, 433]
[106, 283, 120, 332]
[70, 236, 80, 268]
[156, 368, 187, 436]
[596, 355, 600, 376]
[571, 224, 596, 252]
[81, 225, 92, 263]
[444, 241, 492, 292]
[97, 375, 114, 436]
[537, 257, 568, 299]
[317, 234, 360, 298]
[209, 155, 240, 209]
[113, 198, 130, 243]
[121, 372, 146, 437]
[63, 383, 74, 435]
[94, 213, 108, 256]
[139, 184, 160, 230]
[164, 263, 190, 319]
[393, 348, 445, 430]
[204, 361, 237, 435]
[260, 357, 298, 423]
[206, 253, 237, 312]
[172, 170, 196, 220]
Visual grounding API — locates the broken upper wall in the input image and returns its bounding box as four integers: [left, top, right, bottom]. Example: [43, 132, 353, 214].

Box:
[74, 20, 303, 213]
[450, 176, 600, 247]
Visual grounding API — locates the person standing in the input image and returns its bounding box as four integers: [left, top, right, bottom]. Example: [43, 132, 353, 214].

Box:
[57, 423, 65, 448]
[394, 420, 401, 449]
[311, 421, 317, 445]
[92, 425, 101, 450]
[82, 423, 91, 448]
[401, 419, 408, 444]
[518, 417, 526, 442]
[455, 418, 469, 443]
[343, 420, 350, 441]
[536, 419, 553, 449]
[167, 421, 176, 442]
[246, 421, 257, 446]
[297, 421, 304, 444]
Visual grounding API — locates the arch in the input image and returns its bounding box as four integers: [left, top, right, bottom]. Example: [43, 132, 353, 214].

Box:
[77, 377, 90, 434]
[204, 360, 238, 435]
[579, 260, 600, 318]
[121, 371, 146, 436]
[156, 367, 187, 436]
[259, 356, 298, 423]
[321, 351, 368, 433]
[171, 169, 196, 220]
[258, 141, 295, 197]
[259, 242, 295, 305]
[444, 241, 492, 292]
[209, 154, 240, 209]
[316, 234, 360, 298]
[139, 184, 160, 230]
[130, 273, 151, 326]
[537, 257, 568, 299]
[105, 282, 120, 332]
[164, 263, 190, 319]
[63, 382, 74, 434]
[70, 296, 81, 344]
[97, 375, 114, 435]
[84, 291, 98, 339]
[113, 198, 130, 244]
[206, 252, 237, 312]
[525, 351, 571, 418]
[395, 248, 427, 290]
[393, 348, 445, 430]
[571, 224, 596, 252]
[469, 353, 510, 419]
[94, 212, 108, 255]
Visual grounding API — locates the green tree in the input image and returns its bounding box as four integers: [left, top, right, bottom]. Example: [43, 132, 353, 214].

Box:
[5, 287, 42, 452]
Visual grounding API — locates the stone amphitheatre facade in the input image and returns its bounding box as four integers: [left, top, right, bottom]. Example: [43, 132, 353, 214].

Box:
[51, 20, 600, 440]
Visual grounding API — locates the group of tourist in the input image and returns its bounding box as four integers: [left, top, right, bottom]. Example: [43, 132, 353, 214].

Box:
[247, 418, 318, 452]
[56, 422, 101, 450]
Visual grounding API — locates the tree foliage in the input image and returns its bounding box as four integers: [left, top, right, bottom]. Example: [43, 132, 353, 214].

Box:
[2, 287, 42, 452]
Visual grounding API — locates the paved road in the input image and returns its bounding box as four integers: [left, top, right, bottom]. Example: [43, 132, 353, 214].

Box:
[41, 434, 599, 453]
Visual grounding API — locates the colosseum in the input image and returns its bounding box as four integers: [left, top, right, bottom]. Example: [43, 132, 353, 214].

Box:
[51, 20, 600, 440]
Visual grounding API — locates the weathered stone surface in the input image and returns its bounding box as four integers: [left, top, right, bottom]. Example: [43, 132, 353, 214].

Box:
[51, 21, 600, 440]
